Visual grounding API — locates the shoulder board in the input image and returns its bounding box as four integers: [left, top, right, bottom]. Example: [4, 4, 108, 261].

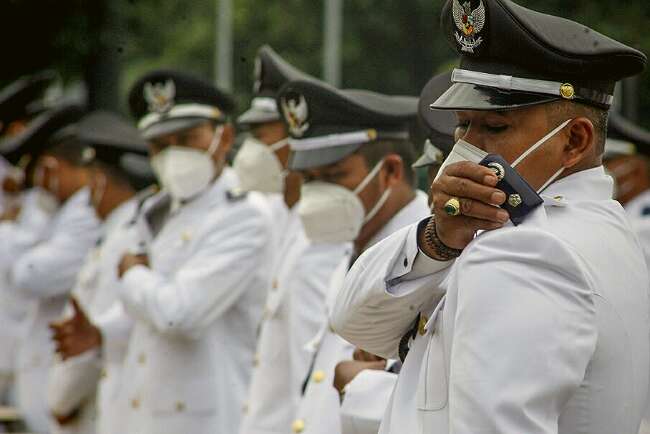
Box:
[226, 187, 248, 202]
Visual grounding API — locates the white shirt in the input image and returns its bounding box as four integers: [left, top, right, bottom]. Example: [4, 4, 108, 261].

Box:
[12, 187, 102, 434]
[47, 196, 143, 434]
[332, 167, 650, 434]
[293, 191, 430, 434]
[240, 206, 351, 434]
[117, 168, 273, 434]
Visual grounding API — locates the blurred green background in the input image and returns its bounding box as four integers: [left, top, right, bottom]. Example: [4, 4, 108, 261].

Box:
[2, 0, 649, 127]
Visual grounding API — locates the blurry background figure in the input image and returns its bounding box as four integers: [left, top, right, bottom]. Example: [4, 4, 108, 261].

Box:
[602, 113, 650, 434]
[0, 72, 69, 414]
[277, 78, 428, 434]
[1, 103, 105, 434]
[334, 71, 455, 434]
[0, 70, 58, 217]
[234, 45, 311, 253]
[604, 112, 650, 213]
[46, 110, 153, 434]
[115, 70, 272, 434]
[236, 46, 350, 434]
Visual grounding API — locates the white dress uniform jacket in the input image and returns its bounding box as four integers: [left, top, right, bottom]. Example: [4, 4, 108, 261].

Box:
[240, 206, 351, 434]
[0, 188, 57, 399]
[12, 187, 102, 433]
[293, 191, 430, 434]
[332, 167, 650, 434]
[47, 197, 142, 434]
[117, 168, 273, 434]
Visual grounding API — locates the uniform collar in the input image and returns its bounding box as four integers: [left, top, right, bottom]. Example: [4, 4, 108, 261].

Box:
[541, 166, 613, 205]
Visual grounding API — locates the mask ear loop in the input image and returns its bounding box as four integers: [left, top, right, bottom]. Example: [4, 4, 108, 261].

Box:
[207, 125, 225, 156]
[353, 159, 392, 224]
[511, 118, 573, 168]
[269, 138, 289, 152]
[353, 160, 385, 195]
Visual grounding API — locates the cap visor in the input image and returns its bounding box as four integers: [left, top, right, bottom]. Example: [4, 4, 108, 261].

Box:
[430, 82, 558, 111]
[289, 143, 362, 171]
[237, 107, 280, 126]
[141, 117, 209, 141]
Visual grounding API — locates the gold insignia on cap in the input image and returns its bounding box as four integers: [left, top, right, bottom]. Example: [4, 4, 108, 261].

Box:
[508, 193, 522, 207]
[452, 0, 486, 53]
[367, 129, 378, 141]
[144, 79, 176, 114]
[281, 93, 310, 138]
[559, 83, 575, 100]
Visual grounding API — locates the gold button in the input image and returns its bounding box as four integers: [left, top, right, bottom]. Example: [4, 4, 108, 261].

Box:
[292, 419, 305, 433]
[131, 398, 140, 409]
[418, 315, 429, 336]
[138, 353, 146, 365]
[242, 403, 249, 414]
[175, 401, 185, 412]
[253, 354, 260, 367]
[181, 231, 192, 242]
[312, 370, 325, 383]
[272, 279, 278, 290]
[559, 83, 575, 100]
[100, 368, 107, 379]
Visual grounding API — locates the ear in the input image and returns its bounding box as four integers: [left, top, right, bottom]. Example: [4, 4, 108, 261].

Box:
[381, 154, 404, 188]
[563, 117, 595, 168]
[220, 123, 235, 154]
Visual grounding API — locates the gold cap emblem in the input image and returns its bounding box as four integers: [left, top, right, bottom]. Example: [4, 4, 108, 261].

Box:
[559, 83, 575, 100]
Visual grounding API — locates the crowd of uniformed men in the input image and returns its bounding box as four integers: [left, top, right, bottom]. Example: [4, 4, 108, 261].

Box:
[1, 0, 650, 433]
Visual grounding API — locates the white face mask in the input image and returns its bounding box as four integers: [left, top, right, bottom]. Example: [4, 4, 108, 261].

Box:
[297, 160, 391, 243]
[151, 125, 224, 201]
[232, 136, 288, 194]
[435, 118, 573, 193]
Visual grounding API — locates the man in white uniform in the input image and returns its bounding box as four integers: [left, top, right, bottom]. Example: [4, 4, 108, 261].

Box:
[1, 103, 104, 434]
[275, 78, 430, 434]
[332, 1, 650, 433]
[116, 70, 273, 434]
[45, 110, 154, 434]
[0, 71, 58, 402]
[334, 71, 456, 434]
[236, 47, 351, 434]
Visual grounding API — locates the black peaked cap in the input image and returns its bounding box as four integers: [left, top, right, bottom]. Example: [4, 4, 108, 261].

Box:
[0, 103, 85, 165]
[0, 70, 57, 128]
[238, 45, 313, 126]
[278, 78, 417, 170]
[128, 69, 235, 140]
[432, 0, 646, 111]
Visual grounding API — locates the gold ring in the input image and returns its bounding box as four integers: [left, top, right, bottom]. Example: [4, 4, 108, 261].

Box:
[444, 197, 461, 216]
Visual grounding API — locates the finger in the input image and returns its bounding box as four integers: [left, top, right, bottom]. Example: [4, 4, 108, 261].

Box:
[70, 296, 83, 317]
[443, 161, 499, 186]
[432, 192, 509, 223]
[436, 174, 506, 206]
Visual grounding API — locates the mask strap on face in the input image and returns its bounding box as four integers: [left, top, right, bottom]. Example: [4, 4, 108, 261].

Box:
[353, 160, 385, 195]
[537, 166, 565, 194]
[511, 118, 573, 168]
[363, 187, 391, 224]
[207, 125, 225, 156]
[269, 138, 289, 152]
